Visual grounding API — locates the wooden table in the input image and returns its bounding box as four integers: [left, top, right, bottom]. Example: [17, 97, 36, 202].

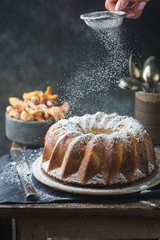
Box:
[0, 146, 160, 240]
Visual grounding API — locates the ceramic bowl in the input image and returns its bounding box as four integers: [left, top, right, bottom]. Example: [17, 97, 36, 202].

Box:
[5, 112, 55, 147]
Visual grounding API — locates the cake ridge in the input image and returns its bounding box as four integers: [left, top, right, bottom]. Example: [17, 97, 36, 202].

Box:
[47, 131, 82, 171]
[61, 133, 94, 179]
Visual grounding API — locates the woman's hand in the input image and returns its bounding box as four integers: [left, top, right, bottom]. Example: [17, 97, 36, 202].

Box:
[105, 0, 149, 19]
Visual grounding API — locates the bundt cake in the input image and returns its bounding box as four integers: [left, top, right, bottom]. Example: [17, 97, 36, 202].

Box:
[41, 112, 158, 187]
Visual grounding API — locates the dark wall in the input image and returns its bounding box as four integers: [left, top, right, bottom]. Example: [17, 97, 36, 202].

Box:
[0, 0, 160, 156]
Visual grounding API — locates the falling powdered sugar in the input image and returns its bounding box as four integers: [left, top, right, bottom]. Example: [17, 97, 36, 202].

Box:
[93, 28, 131, 80]
[61, 27, 138, 116]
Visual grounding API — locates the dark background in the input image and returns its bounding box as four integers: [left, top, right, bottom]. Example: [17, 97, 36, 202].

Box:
[0, 0, 160, 156]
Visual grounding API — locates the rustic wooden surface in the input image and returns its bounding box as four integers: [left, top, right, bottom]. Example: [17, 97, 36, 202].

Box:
[0, 201, 160, 218]
[16, 215, 160, 239]
[0, 144, 160, 239]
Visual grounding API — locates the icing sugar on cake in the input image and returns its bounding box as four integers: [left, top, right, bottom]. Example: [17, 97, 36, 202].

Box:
[41, 112, 158, 187]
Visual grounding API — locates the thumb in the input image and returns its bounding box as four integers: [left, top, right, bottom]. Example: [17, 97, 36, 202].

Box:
[115, 0, 129, 10]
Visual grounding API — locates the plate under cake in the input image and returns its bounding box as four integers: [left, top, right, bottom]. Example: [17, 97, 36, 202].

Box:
[32, 156, 160, 195]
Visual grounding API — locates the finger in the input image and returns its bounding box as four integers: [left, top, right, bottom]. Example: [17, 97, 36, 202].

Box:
[125, 10, 135, 18]
[125, 10, 142, 19]
[125, 1, 147, 19]
[105, 0, 117, 11]
[135, 1, 147, 12]
[117, 0, 129, 10]
[114, 0, 138, 11]
[113, 0, 149, 11]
